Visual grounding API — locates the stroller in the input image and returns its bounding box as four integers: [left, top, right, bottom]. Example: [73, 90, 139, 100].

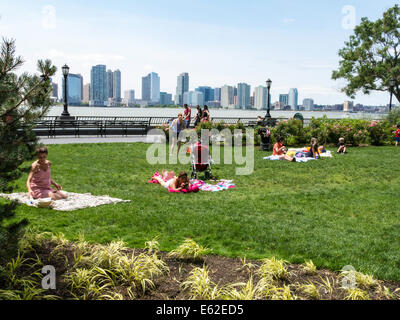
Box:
[190, 142, 213, 180]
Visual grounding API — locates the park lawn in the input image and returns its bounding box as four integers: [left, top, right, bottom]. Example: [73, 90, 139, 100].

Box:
[5, 143, 400, 281]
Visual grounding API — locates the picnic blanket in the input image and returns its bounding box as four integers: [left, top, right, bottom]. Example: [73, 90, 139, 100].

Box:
[0, 192, 131, 212]
[264, 150, 333, 162]
[190, 179, 236, 192]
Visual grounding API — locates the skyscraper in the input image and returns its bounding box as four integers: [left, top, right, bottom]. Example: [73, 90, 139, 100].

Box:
[175, 72, 189, 106]
[142, 72, 160, 103]
[62, 73, 83, 105]
[83, 83, 90, 103]
[124, 90, 135, 106]
[106, 70, 113, 99]
[254, 86, 268, 110]
[214, 87, 221, 101]
[288, 88, 299, 111]
[90, 65, 107, 106]
[279, 94, 289, 106]
[236, 83, 251, 109]
[51, 82, 58, 100]
[160, 92, 173, 105]
[183, 91, 204, 107]
[221, 85, 234, 108]
[344, 101, 354, 112]
[113, 69, 121, 103]
[303, 98, 314, 111]
[195, 86, 214, 103]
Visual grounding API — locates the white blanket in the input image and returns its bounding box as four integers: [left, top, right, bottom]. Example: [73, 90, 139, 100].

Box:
[263, 155, 316, 162]
[0, 192, 131, 212]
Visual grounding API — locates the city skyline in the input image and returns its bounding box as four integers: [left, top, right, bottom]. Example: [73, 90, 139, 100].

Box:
[4, 1, 399, 106]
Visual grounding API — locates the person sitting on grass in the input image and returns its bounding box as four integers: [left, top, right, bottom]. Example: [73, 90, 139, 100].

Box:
[305, 138, 324, 159]
[337, 137, 347, 154]
[152, 171, 191, 192]
[26, 146, 68, 200]
[273, 137, 296, 162]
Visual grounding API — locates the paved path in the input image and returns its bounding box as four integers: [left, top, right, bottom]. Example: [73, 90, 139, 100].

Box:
[39, 135, 164, 145]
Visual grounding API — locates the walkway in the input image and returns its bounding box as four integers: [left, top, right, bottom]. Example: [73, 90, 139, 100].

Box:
[39, 135, 164, 145]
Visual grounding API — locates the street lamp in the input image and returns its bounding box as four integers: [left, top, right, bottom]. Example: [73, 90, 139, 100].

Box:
[61, 64, 70, 118]
[389, 78, 396, 113]
[265, 79, 272, 119]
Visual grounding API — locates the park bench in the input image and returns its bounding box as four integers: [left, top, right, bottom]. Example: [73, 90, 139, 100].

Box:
[33, 120, 56, 138]
[102, 119, 151, 137]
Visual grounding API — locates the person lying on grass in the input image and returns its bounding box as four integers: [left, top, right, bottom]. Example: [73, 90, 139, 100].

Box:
[273, 137, 296, 162]
[26, 146, 68, 200]
[153, 170, 192, 192]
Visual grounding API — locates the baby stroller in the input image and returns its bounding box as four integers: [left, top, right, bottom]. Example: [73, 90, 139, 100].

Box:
[190, 142, 213, 180]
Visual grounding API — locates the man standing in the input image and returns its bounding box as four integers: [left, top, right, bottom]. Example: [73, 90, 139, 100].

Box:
[184, 104, 191, 129]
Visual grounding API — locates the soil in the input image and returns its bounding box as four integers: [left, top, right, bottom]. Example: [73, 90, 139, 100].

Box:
[12, 241, 400, 300]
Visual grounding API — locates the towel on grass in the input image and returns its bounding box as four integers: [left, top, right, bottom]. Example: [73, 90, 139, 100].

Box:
[0, 192, 131, 212]
[263, 155, 316, 162]
[191, 179, 235, 192]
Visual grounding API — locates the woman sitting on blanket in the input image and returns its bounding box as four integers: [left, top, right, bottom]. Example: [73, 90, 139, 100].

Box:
[153, 170, 191, 192]
[273, 137, 296, 162]
[26, 146, 68, 200]
[304, 138, 324, 159]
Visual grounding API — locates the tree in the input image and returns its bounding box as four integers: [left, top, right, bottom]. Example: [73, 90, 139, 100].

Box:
[0, 38, 56, 266]
[332, 5, 400, 103]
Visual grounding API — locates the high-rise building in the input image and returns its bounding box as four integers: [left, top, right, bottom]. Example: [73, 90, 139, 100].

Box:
[288, 88, 299, 111]
[254, 86, 268, 110]
[113, 69, 121, 103]
[303, 98, 314, 111]
[221, 85, 235, 108]
[142, 72, 160, 103]
[195, 86, 214, 103]
[175, 72, 189, 106]
[214, 87, 221, 101]
[279, 94, 289, 106]
[90, 65, 107, 106]
[344, 101, 354, 112]
[124, 90, 135, 106]
[51, 82, 58, 100]
[106, 70, 114, 99]
[83, 84, 90, 103]
[160, 92, 173, 105]
[236, 83, 251, 109]
[183, 91, 204, 107]
[62, 73, 83, 106]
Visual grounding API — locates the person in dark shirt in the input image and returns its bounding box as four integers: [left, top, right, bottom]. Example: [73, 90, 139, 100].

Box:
[337, 137, 347, 154]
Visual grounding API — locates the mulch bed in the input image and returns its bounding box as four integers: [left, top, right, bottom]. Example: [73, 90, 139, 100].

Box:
[9, 240, 398, 300]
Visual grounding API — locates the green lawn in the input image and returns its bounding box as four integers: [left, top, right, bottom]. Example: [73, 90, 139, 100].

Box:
[6, 143, 400, 281]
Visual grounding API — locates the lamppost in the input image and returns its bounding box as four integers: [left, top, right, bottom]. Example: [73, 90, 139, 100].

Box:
[265, 79, 272, 119]
[61, 64, 71, 118]
[389, 78, 396, 113]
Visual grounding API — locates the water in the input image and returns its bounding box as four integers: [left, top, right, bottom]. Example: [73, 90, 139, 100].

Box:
[47, 106, 384, 120]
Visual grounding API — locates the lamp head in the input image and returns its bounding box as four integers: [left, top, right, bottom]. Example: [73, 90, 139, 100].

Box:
[62, 64, 70, 77]
[266, 79, 272, 89]
[389, 78, 396, 88]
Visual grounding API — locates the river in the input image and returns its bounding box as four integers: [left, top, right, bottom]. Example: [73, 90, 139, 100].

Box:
[47, 106, 384, 120]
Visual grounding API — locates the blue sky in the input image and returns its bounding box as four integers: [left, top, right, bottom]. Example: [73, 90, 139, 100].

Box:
[0, 0, 399, 105]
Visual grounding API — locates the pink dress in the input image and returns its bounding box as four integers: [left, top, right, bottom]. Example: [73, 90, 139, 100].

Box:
[30, 164, 56, 199]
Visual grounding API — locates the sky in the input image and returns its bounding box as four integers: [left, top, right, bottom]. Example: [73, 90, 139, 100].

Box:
[0, 0, 399, 105]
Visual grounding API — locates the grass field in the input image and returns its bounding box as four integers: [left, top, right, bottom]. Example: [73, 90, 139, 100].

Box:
[5, 143, 400, 281]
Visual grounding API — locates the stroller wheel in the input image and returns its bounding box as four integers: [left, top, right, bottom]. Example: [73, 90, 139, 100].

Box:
[204, 171, 211, 180]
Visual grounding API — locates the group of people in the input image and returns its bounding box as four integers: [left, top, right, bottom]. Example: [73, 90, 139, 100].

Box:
[272, 136, 348, 162]
[169, 105, 211, 155]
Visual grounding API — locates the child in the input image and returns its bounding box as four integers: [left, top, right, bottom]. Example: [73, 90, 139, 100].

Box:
[26, 146, 68, 200]
[395, 125, 400, 147]
[337, 137, 347, 154]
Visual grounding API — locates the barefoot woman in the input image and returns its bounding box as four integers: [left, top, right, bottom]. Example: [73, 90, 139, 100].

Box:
[27, 147, 68, 200]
